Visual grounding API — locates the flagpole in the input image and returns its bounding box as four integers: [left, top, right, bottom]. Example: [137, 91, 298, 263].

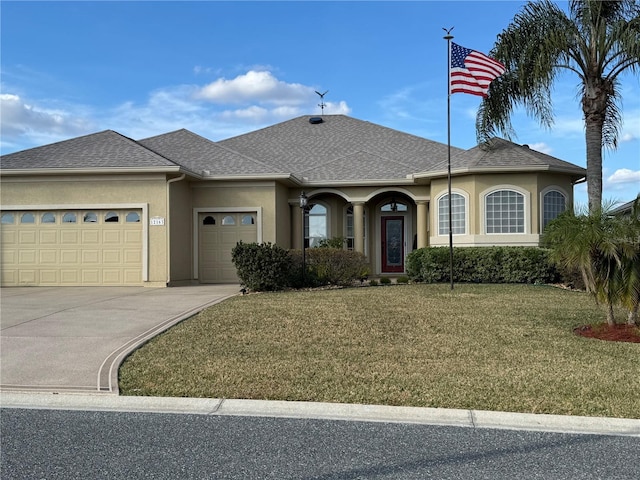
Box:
[443, 28, 454, 290]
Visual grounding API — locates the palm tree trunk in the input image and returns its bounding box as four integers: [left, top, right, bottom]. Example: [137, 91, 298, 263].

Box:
[628, 302, 639, 326]
[606, 301, 616, 326]
[583, 85, 606, 213]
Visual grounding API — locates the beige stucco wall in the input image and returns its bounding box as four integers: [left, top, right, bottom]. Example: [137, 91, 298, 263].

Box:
[429, 172, 577, 246]
[0, 174, 170, 285]
[191, 180, 277, 242]
[168, 178, 193, 283]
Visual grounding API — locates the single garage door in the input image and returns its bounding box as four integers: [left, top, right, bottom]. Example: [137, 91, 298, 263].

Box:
[0, 209, 143, 286]
[198, 212, 257, 283]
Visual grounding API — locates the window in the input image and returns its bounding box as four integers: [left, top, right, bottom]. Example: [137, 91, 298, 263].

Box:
[222, 215, 235, 225]
[486, 190, 525, 233]
[438, 193, 466, 235]
[126, 212, 140, 223]
[306, 204, 327, 248]
[21, 213, 35, 224]
[62, 212, 77, 223]
[202, 216, 215, 225]
[346, 206, 366, 251]
[1, 213, 15, 224]
[381, 200, 407, 212]
[84, 212, 98, 223]
[41, 212, 56, 224]
[105, 211, 119, 223]
[241, 214, 255, 225]
[542, 190, 566, 229]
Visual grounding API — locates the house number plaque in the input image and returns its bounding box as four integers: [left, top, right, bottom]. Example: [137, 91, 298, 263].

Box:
[150, 216, 165, 226]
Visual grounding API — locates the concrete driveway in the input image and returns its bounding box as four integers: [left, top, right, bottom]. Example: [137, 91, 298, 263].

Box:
[0, 285, 240, 394]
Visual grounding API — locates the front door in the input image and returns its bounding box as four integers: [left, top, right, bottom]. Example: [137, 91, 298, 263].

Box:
[382, 216, 404, 273]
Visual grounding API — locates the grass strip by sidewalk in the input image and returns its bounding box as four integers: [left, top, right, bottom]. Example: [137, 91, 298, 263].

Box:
[119, 284, 640, 418]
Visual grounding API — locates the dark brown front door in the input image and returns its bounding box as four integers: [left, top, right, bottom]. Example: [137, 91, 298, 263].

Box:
[382, 216, 404, 273]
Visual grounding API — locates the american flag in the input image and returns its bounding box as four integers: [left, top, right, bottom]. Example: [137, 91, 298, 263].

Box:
[450, 42, 505, 97]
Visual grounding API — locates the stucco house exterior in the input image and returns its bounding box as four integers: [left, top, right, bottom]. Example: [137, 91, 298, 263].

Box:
[0, 114, 586, 287]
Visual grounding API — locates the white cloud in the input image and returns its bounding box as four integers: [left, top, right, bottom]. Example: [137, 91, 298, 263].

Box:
[195, 70, 312, 106]
[527, 142, 553, 155]
[1, 72, 352, 153]
[606, 168, 640, 186]
[0, 93, 95, 150]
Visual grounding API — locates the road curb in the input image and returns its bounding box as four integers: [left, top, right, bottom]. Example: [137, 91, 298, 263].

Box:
[2, 392, 639, 437]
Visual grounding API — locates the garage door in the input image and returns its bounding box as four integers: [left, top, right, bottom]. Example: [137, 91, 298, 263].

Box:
[198, 212, 257, 283]
[0, 209, 143, 286]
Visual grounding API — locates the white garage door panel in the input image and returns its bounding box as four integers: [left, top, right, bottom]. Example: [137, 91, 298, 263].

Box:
[0, 209, 143, 286]
[198, 212, 257, 284]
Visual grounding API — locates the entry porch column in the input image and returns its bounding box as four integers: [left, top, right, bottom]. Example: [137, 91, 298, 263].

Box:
[416, 200, 429, 249]
[353, 201, 365, 254]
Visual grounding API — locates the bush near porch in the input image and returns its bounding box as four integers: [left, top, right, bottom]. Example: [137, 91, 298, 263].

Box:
[406, 246, 559, 284]
[232, 241, 369, 291]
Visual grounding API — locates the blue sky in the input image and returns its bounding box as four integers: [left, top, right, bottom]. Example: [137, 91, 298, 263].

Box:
[2, 0, 638, 206]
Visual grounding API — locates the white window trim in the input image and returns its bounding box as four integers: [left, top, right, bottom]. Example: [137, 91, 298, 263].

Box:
[435, 189, 469, 236]
[480, 185, 531, 235]
[540, 186, 568, 232]
[305, 200, 331, 247]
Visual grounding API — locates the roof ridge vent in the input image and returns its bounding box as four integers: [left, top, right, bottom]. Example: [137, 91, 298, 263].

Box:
[309, 117, 324, 124]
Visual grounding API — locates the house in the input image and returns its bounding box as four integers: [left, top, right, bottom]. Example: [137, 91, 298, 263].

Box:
[0, 114, 586, 287]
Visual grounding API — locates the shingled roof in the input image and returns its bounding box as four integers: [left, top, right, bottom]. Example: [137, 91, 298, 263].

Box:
[1, 115, 586, 184]
[218, 115, 461, 182]
[0, 130, 179, 171]
[138, 129, 283, 177]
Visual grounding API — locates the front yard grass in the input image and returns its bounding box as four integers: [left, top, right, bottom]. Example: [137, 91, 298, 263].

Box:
[119, 284, 640, 418]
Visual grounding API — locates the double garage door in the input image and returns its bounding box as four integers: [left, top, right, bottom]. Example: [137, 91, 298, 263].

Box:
[1, 209, 143, 286]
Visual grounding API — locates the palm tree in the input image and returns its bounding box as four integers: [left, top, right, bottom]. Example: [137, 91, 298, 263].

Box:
[542, 204, 627, 326]
[477, 0, 640, 211]
[617, 196, 640, 325]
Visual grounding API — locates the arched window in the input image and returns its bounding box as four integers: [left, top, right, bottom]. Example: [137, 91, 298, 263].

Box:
[21, 213, 35, 224]
[241, 214, 255, 225]
[438, 193, 466, 235]
[381, 200, 407, 212]
[306, 204, 327, 248]
[1, 213, 15, 224]
[542, 190, 566, 229]
[62, 212, 77, 223]
[203, 216, 215, 225]
[105, 211, 119, 223]
[126, 212, 140, 223]
[222, 215, 235, 225]
[41, 212, 56, 224]
[485, 190, 525, 233]
[84, 212, 98, 223]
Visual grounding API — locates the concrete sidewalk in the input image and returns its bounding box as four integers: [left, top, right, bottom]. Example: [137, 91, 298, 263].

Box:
[0, 285, 240, 393]
[2, 392, 639, 437]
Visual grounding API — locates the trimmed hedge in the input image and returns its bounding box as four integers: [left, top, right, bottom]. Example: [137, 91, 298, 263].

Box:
[406, 246, 559, 284]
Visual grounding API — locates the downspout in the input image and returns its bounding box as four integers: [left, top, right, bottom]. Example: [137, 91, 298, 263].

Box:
[166, 174, 186, 286]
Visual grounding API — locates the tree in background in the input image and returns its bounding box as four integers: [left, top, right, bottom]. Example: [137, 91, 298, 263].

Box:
[477, 0, 640, 211]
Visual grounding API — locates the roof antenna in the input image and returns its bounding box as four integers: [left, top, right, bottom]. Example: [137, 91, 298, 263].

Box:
[315, 90, 328, 115]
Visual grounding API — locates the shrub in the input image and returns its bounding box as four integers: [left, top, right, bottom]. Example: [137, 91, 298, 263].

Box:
[406, 246, 559, 284]
[231, 241, 293, 291]
[397, 275, 410, 284]
[379, 276, 392, 285]
[316, 236, 347, 249]
[369, 279, 379, 286]
[305, 248, 369, 286]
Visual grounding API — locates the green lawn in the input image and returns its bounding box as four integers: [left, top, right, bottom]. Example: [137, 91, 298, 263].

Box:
[119, 284, 640, 418]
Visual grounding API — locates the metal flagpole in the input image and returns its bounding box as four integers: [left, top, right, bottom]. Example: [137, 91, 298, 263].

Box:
[443, 28, 454, 290]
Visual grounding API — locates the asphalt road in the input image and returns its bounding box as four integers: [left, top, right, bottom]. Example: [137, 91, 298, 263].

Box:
[2, 408, 638, 479]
